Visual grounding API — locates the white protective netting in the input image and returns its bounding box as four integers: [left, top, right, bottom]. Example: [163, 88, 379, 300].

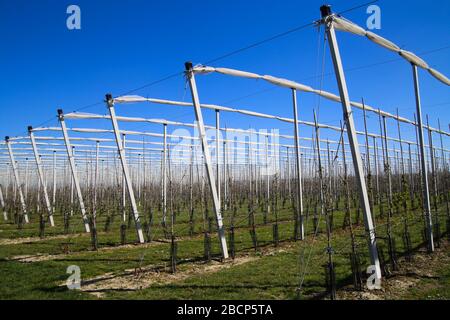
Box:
[331, 16, 450, 86]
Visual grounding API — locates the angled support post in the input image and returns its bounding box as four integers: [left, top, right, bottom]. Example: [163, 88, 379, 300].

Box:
[28, 127, 55, 226]
[57, 109, 91, 233]
[105, 94, 145, 244]
[412, 65, 434, 252]
[0, 183, 7, 221]
[185, 62, 229, 259]
[5, 136, 29, 223]
[321, 5, 381, 280]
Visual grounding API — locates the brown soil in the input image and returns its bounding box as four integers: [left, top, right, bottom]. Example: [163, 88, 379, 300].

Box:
[7, 239, 171, 263]
[0, 233, 87, 246]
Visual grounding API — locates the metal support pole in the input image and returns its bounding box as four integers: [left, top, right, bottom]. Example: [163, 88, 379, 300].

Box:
[292, 89, 304, 239]
[223, 140, 228, 211]
[162, 124, 167, 227]
[314, 110, 335, 299]
[57, 110, 90, 233]
[286, 147, 292, 204]
[105, 95, 145, 244]
[396, 109, 406, 177]
[122, 134, 127, 223]
[0, 183, 7, 221]
[189, 143, 194, 225]
[382, 117, 394, 207]
[321, 5, 381, 279]
[362, 100, 374, 213]
[29, 127, 55, 226]
[70, 148, 74, 216]
[185, 62, 228, 259]
[373, 137, 380, 198]
[411, 65, 434, 252]
[265, 134, 270, 217]
[5, 137, 29, 223]
[437, 119, 446, 172]
[93, 141, 100, 226]
[24, 158, 29, 203]
[216, 110, 221, 208]
[52, 151, 57, 214]
[427, 116, 438, 203]
[408, 143, 414, 201]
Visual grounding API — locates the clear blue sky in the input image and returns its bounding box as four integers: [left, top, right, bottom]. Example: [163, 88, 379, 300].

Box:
[0, 0, 449, 149]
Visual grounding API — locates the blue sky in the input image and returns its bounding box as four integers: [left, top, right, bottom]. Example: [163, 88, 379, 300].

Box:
[0, 0, 449, 151]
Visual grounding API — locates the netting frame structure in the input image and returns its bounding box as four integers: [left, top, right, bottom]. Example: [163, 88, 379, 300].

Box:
[0, 5, 449, 294]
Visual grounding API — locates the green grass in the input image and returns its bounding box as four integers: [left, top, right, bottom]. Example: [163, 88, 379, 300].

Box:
[0, 195, 448, 300]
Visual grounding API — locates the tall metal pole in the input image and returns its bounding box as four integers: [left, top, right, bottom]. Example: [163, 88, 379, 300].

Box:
[321, 5, 381, 279]
[70, 147, 75, 216]
[437, 119, 446, 172]
[0, 183, 7, 221]
[57, 110, 90, 233]
[122, 134, 127, 223]
[314, 110, 335, 299]
[411, 65, 434, 252]
[185, 62, 228, 259]
[427, 116, 439, 246]
[24, 158, 29, 203]
[29, 127, 55, 226]
[382, 117, 394, 208]
[223, 140, 228, 211]
[396, 109, 406, 177]
[105, 95, 145, 244]
[427, 116, 438, 203]
[373, 137, 380, 199]
[362, 100, 374, 213]
[162, 124, 167, 227]
[286, 147, 292, 204]
[216, 110, 221, 208]
[265, 134, 271, 220]
[407, 143, 414, 203]
[52, 150, 57, 214]
[292, 89, 304, 240]
[5, 137, 29, 224]
[93, 140, 100, 227]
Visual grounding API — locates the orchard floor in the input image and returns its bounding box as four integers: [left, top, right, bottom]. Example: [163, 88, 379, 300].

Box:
[0, 206, 449, 300]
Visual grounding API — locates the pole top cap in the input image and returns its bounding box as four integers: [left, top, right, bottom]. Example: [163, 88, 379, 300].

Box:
[105, 93, 113, 101]
[57, 109, 63, 115]
[185, 61, 193, 71]
[5, 136, 10, 142]
[320, 4, 332, 18]
[27, 126, 33, 133]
